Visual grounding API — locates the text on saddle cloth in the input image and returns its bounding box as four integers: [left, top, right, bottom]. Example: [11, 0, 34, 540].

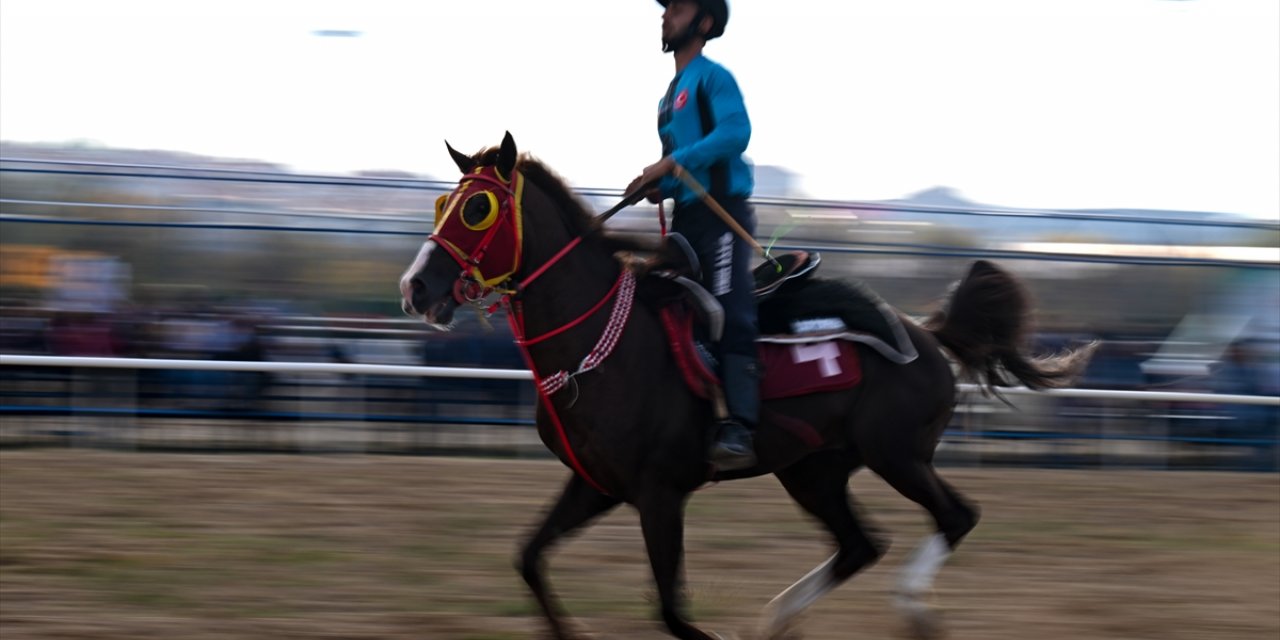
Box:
[660, 304, 863, 402]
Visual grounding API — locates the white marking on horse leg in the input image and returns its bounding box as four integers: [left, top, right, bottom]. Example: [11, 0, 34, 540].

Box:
[894, 533, 951, 619]
[399, 240, 437, 306]
[760, 553, 838, 638]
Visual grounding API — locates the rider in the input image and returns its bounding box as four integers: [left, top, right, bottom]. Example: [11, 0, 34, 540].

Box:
[628, 0, 758, 471]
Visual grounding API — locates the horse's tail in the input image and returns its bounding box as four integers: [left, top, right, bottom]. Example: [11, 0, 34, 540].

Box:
[925, 260, 1098, 395]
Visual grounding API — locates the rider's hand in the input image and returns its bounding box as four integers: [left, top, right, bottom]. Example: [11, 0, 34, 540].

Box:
[627, 156, 675, 202]
[624, 177, 662, 204]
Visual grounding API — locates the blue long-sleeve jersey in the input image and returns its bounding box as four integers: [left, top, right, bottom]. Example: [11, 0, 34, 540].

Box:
[657, 55, 753, 206]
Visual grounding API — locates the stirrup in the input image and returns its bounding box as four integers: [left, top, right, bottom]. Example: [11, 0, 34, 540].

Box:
[709, 420, 756, 471]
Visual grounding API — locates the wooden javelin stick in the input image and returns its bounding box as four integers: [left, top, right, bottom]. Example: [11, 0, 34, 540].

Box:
[594, 182, 655, 227]
[671, 165, 777, 266]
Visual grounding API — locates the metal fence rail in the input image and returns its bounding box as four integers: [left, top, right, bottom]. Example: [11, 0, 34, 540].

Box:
[6, 157, 1278, 229]
[2, 354, 1276, 472]
[3, 355, 1277, 405]
[4, 213, 1276, 269]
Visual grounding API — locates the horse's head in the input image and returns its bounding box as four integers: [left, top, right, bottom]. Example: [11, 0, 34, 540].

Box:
[400, 132, 525, 328]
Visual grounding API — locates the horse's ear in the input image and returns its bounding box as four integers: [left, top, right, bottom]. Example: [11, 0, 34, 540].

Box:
[497, 131, 517, 178]
[445, 140, 475, 174]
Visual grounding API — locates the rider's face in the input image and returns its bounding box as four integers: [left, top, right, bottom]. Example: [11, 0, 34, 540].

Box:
[662, 0, 702, 42]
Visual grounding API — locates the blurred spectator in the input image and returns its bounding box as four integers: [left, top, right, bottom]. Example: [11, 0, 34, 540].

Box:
[49, 311, 119, 356]
[223, 316, 270, 413]
[1215, 340, 1273, 432]
[1082, 335, 1149, 391]
[0, 303, 50, 354]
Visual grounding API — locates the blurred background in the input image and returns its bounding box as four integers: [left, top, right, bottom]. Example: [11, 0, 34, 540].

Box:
[2, 1, 1276, 471]
[0, 144, 1276, 470]
[1, 2, 1278, 638]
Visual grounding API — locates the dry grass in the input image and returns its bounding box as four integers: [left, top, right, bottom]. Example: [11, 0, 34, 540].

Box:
[1, 451, 1277, 639]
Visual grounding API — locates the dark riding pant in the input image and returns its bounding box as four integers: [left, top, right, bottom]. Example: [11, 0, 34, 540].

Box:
[672, 197, 760, 426]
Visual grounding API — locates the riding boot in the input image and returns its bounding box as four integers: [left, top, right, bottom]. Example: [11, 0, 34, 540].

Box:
[709, 353, 760, 471]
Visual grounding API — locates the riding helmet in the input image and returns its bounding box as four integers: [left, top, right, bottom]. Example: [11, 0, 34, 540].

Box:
[656, 0, 728, 40]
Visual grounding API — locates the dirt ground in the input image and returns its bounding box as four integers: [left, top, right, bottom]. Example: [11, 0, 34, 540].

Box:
[1, 451, 1277, 640]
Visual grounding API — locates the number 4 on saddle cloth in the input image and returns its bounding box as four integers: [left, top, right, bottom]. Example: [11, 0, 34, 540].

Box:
[644, 233, 919, 406]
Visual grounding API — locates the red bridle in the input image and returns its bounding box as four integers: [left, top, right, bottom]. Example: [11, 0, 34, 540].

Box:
[429, 166, 525, 302]
[427, 164, 631, 495]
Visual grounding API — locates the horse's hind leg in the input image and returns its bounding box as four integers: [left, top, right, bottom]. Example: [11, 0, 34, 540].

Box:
[761, 449, 887, 639]
[862, 419, 979, 639]
[518, 474, 621, 640]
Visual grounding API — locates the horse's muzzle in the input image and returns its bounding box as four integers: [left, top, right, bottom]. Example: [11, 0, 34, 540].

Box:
[422, 296, 457, 327]
[400, 275, 456, 329]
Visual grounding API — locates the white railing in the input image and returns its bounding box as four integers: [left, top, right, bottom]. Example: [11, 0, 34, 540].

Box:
[0, 355, 531, 380]
[2, 354, 1277, 406]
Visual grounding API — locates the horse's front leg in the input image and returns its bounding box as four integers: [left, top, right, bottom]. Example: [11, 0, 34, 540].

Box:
[518, 473, 621, 639]
[637, 485, 719, 640]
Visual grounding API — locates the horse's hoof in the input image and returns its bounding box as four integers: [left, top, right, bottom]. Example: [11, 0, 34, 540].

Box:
[893, 591, 945, 640]
[757, 610, 805, 640]
[903, 612, 945, 640]
[538, 622, 599, 640]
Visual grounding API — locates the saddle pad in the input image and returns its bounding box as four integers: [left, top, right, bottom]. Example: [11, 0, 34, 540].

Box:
[759, 340, 862, 399]
[757, 278, 918, 364]
[659, 306, 862, 401]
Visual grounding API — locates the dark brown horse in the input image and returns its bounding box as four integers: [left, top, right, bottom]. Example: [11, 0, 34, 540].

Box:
[399, 133, 1095, 639]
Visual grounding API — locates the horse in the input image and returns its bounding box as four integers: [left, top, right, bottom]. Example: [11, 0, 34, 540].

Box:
[398, 132, 1096, 639]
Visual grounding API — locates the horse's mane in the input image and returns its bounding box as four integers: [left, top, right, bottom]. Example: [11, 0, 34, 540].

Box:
[473, 147, 653, 252]
[474, 148, 596, 237]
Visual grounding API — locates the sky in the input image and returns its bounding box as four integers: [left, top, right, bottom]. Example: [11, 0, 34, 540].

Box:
[1, 0, 1277, 220]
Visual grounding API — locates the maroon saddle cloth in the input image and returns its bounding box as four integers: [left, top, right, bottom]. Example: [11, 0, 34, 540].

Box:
[658, 303, 862, 401]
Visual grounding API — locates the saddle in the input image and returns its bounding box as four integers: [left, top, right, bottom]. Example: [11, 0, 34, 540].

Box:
[753, 250, 822, 299]
[643, 233, 918, 403]
[647, 233, 823, 300]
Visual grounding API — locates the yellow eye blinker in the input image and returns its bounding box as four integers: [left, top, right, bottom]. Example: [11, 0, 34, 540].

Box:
[460, 191, 500, 231]
[433, 194, 449, 227]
